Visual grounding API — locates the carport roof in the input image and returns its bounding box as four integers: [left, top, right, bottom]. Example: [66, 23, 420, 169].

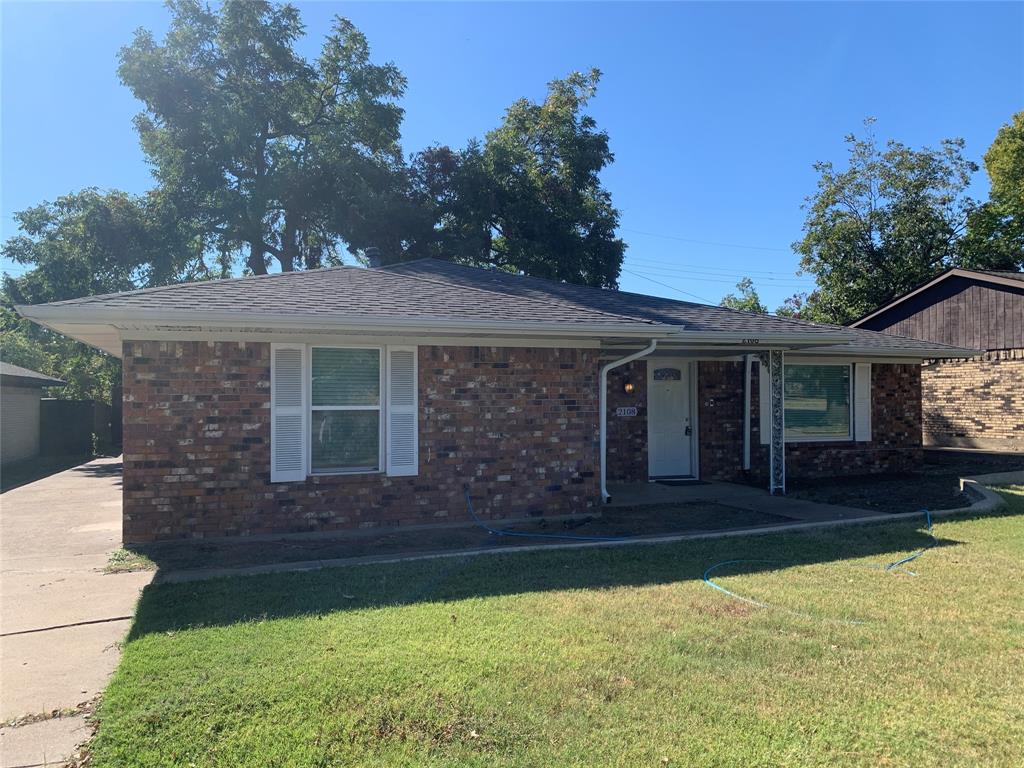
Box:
[0, 362, 65, 388]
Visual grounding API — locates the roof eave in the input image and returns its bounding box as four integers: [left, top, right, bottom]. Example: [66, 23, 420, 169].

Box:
[17, 304, 866, 344]
[16, 305, 677, 338]
[803, 344, 980, 359]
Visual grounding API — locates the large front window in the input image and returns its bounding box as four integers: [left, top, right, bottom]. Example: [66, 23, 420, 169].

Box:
[783, 364, 851, 440]
[310, 347, 381, 473]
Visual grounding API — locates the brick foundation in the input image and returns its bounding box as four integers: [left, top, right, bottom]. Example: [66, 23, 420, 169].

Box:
[921, 350, 1024, 451]
[122, 341, 599, 543]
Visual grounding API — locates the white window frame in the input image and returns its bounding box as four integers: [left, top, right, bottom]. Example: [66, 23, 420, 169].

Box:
[307, 344, 385, 476]
[783, 362, 854, 443]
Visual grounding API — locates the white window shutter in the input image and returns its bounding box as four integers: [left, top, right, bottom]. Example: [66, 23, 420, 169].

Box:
[758, 361, 771, 445]
[854, 363, 872, 442]
[270, 343, 307, 482]
[386, 346, 418, 476]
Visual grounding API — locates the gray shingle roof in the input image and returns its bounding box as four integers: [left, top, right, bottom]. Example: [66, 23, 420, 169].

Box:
[34, 264, 651, 327]
[0, 362, 64, 387]
[18, 258, 975, 355]
[383, 259, 971, 354]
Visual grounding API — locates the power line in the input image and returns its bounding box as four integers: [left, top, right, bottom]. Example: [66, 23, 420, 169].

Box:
[625, 264, 813, 286]
[626, 256, 807, 278]
[620, 268, 714, 304]
[621, 227, 789, 252]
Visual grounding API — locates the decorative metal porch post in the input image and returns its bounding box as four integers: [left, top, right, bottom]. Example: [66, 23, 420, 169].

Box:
[759, 350, 786, 494]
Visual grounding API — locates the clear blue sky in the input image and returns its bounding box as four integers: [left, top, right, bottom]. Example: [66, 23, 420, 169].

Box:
[2, 1, 1021, 308]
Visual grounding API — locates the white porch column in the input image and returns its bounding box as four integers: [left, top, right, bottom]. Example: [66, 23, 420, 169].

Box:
[759, 350, 786, 494]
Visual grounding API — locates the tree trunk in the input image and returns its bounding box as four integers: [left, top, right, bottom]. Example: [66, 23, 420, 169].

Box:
[248, 241, 268, 275]
[280, 215, 298, 272]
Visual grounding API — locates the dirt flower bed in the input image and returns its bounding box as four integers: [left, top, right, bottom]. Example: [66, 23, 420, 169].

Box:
[789, 449, 1023, 513]
[133, 503, 791, 574]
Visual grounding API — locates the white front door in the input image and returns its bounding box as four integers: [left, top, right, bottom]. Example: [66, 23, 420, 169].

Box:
[647, 360, 694, 478]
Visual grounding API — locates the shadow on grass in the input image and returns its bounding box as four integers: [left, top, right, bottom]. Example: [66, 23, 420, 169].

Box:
[120, 508, 1017, 642]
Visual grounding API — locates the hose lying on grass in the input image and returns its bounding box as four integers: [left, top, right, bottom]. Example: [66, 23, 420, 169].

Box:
[701, 509, 937, 624]
[465, 485, 938, 624]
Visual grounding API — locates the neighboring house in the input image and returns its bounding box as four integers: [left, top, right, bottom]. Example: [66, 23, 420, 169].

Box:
[18, 259, 972, 543]
[0, 362, 65, 465]
[851, 268, 1024, 452]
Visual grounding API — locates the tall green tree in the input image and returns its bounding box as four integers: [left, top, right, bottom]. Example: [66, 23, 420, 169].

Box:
[1, 187, 217, 402]
[118, 0, 406, 274]
[794, 118, 977, 325]
[720, 277, 767, 314]
[408, 70, 626, 288]
[2, 188, 214, 305]
[960, 111, 1024, 270]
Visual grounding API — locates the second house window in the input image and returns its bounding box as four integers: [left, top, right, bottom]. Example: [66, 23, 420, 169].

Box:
[310, 347, 382, 473]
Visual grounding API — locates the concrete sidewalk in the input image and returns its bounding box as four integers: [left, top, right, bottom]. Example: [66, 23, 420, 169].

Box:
[1, 457, 151, 768]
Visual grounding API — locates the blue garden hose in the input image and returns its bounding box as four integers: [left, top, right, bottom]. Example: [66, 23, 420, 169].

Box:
[464, 488, 634, 543]
[883, 508, 935, 575]
[702, 509, 937, 622]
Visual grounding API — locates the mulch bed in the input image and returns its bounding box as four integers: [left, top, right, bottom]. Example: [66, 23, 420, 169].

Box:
[788, 449, 1023, 514]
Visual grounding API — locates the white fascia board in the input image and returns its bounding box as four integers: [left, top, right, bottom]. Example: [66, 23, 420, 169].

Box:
[17, 305, 851, 344]
[16, 305, 675, 339]
[664, 330, 851, 345]
[123, 329, 605, 349]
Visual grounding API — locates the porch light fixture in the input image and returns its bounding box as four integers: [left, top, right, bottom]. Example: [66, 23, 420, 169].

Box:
[623, 380, 635, 394]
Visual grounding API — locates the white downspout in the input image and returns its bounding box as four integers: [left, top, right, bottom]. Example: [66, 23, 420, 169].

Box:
[742, 353, 752, 471]
[600, 339, 659, 503]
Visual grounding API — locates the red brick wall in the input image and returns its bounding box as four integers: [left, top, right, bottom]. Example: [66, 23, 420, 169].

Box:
[921, 350, 1024, 451]
[122, 341, 599, 543]
[604, 359, 922, 484]
[605, 361, 648, 483]
[701, 360, 922, 483]
[697, 361, 752, 480]
[123, 343, 926, 542]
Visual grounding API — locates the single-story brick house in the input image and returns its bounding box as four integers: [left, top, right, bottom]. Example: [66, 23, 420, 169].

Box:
[850, 268, 1024, 452]
[18, 259, 973, 543]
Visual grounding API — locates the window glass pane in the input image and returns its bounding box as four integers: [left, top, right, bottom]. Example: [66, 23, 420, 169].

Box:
[312, 348, 379, 406]
[653, 367, 681, 381]
[784, 365, 851, 438]
[311, 410, 380, 472]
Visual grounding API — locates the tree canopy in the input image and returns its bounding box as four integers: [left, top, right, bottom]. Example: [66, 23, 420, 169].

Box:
[404, 70, 625, 287]
[719, 277, 767, 314]
[117, 0, 407, 274]
[959, 111, 1024, 271]
[791, 119, 978, 324]
[0, 188, 221, 402]
[3, 1, 630, 399]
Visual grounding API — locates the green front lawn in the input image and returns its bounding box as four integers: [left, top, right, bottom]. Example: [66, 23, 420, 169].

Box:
[92, 489, 1024, 767]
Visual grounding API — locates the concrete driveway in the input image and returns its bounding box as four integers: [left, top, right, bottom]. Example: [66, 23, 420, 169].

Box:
[1, 457, 152, 768]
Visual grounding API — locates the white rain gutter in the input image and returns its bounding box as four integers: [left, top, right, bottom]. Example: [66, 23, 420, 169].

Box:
[600, 339, 658, 503]
[742, 354, 753, 470]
